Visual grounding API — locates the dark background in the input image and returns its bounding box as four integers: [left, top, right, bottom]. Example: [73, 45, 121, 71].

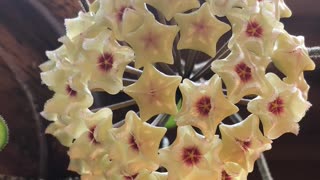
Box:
[0, 0, 319, 179]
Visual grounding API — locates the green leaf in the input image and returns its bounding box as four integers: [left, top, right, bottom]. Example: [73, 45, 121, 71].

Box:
[0, 116, 9, 151]
[165, 99, 182, 129]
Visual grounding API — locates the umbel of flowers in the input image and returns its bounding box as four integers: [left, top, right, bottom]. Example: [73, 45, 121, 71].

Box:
[40, 0, 315, 179]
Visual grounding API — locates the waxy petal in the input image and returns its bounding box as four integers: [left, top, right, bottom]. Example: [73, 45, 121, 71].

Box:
[212, 44, 271, 103]
[227, 7, 282, 56]
[219, 115, 272, 172]
[79, 30, 134, 94]
[176, 74, 238, 138]
[106, 111, 166, 175]
[159, 126, 221, 179]
[124, 14, 179, 68]
[272, 32, 315, 83]
[124, 65, 181, 121]
[175, 3, 231, 57]
[248, 73, 311, 139]
[95, 0, 147, 40]
[67, 108, 113, 176]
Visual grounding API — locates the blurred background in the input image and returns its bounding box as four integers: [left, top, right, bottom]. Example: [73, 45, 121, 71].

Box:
[0, 0, 319, 179]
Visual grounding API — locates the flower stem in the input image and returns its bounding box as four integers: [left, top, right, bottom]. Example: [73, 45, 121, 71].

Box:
[92, 99, 136, 112]
[123, 78, 137, 86]
[79, 0, 89, 12]
[184, 50, 197, 78]
[230, 113, 273, 180]
[125, 66, 142, 76]
[257, 154, 273, 180]
[308, 46, 320, 59]
[173, 33, 183, 76]
[156, 63, 176, 75]
[191, 41, 230, 81]
[151, 114, 169, 126]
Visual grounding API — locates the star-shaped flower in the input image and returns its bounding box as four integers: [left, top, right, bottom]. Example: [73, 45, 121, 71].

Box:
[219, 114, 272, 172]
[159, 126, 221, 179]
[124, 65, 181, 121]
[211, 44, 271, 103]
[95, 0, 148, 40]
[272, 32, 315, 83]
[105, 111, 166, 176]
[145, 0, 200, 20]
[247, 73, 311, 139]
[45, 109, 87, 147]
[67, 108, 113, 177]
[176, 74, 238, 138]
[124, 14, 179, 68]
[79, 30, 134, 94]
[65, 11, 95, 40]
[41, 72, 93, 122]
[227, 8, 282, 56]
[174, 2, 231, 57]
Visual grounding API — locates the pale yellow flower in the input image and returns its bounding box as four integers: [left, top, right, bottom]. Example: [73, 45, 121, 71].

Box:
[175, 2, 230, 57]
[79, 30, 134, 94]
[211, 44, 271, 103]
[106, 111, 166, 176]
[67, 108, 113, 176]
[176, 74, 238, 138]
[272, 32, 315, 83]
[124, 65, 181, 121]
[124, 13, 179, 68]
[219, 114, 272, 172]
[248, 73, 311, 139]
[227, 7, 282, 56]
[159, 126, 222, 180]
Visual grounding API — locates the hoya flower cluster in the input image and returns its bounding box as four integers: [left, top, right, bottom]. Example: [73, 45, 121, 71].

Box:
[40, 0, 315, 179]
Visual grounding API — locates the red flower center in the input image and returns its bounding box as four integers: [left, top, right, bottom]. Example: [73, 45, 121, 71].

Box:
[97, 53, 113, 72]
[182, 146, 202, 166]
[116, 6, 134, 22]
[235, 62, 252, 82]
[124, 173, 138, 180]
[246, 21, 263, 38]
[66, 85, 77, 97]
[222, 170, 232, 180]
[192, 20, 209, 34]
[129, 135, 139, 152]
[195, 96, 212, 117]
[236, 138, 251, 151]
[142, 32, 158, 49]
[88, 126, 99, 144]
[268, 97, 284, 116]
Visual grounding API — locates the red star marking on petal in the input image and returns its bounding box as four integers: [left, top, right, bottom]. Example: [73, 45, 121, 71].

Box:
[235, 62, 252, 83]
[128, 134, 139, 152]
[97, 53, 114, 72]
[66, 85, 77, 97]
[195, 96, 212, 117]
[116, 6, 134, 23]
[222, 170, 232, 180]
[182, 146, 202, 166]
[236, 138, 251, 151]
[88, 126, 99, 144]
[141, 31, 159, 49]
[124, 173, 138, 180]
[246, 21, 263, 38]
[268, 97, 284, 116]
